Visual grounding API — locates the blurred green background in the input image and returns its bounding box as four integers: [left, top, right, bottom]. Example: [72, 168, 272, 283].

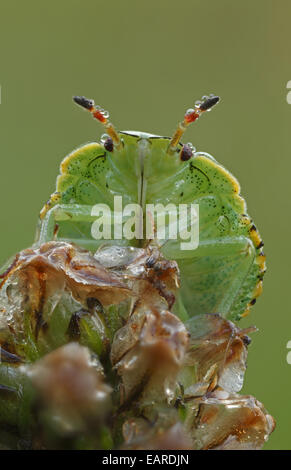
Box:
[0, 0, 289, 449]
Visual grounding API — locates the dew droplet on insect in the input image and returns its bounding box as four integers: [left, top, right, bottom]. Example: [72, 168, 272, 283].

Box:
[103, 110, 110, 119]
[186, 108, 195, 116]
[100, 133, 110, 143]
[201, 95, 209, 101]
[195, 100, 202, 107]
[186, 142, 196, 153]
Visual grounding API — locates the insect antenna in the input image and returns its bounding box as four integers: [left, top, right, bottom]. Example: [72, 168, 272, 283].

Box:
[73, 96, 121, 149]
[167, 95, 220, 155]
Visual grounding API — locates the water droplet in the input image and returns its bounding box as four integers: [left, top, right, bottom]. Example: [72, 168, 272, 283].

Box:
[201, 95, 209, 101]
[103, 110, 109, 118]
[100, 133, 109, 143]
[186, 142, 196, 153]
[186, 108, 195, 115]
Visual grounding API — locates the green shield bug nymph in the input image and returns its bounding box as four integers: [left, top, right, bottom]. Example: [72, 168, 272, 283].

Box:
[36, 95, 266, 322]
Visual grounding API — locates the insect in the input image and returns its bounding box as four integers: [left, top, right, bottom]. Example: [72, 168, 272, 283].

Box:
[35, 95, 266, 321]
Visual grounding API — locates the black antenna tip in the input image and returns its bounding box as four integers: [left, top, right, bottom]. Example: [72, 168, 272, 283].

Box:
[73, 95, 94, 110]
[200, 95, 220, 111]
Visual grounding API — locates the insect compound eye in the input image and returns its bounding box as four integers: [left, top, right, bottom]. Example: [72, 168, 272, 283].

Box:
[104, 137, 114, 152]
[101, 133, 114, 152]
[180, 144, 194, 161]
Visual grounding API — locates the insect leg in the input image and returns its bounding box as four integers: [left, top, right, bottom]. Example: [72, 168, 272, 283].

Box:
[36, 204, 98, 245]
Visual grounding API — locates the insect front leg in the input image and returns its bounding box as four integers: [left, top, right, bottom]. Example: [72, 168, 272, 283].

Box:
[35, 203, 132, 251]
[36, 204, 101, 247]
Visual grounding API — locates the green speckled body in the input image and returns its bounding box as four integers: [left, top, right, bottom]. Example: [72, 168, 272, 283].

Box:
[37, 131, 265, 321]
